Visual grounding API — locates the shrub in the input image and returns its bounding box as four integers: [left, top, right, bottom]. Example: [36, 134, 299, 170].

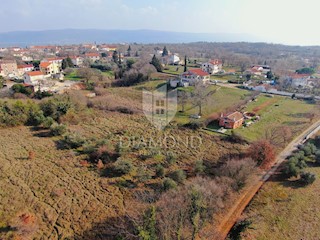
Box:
[11, 84, 32, 96]
[114, 158, 134, 175]
[300, 172, 316, 185]
[183, 121, 203, 130]
[42, 117, 55, 128]
[315, 151, 320, 165]
[62, 132, 86, 149]
[218, 158, 256, 191]
[162, 178, 177, 191]
[247, 140, 276, 168]
[301, 143, 317, 156]
[50, 123, 67, 136]
[155, 164, 165, 178]
[170, 170, 186, 184]
[194, 160, 206, 174]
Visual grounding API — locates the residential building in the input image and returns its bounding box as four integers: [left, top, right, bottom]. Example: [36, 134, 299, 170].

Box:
[24, 71, 45, 85]
[201, 59, 223, 74]
[40, 62, 61, 76]
[17, 64, 34, 77]
[168, 54, 181, 65]
[99, 45, 117, 51]
[70, 56, 84, 67]
[22, 55, 34, 62]
[285, 74, 311, 88]
[246, 65, 271, 76]
[219, 112, 244, 129]
[0, 60, 18, 77]
[180, 69, 210, 85]
[41, 57, 64, 68]
[85, 52, 100, 62]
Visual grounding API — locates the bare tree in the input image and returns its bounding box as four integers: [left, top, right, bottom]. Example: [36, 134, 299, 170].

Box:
[192, 81, 216, 116]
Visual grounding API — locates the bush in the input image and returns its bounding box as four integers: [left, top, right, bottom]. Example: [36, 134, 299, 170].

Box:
[183, 121, 203, 130]
[301, 143, 317, 156]
[114, 158, 134, 175]
[11, 84, 32, 96]
[155, 164, 165, 178]
[170, 170, 186, 184]
[247, 140, 276, 168]
[50, 123, 67, 136]
[300, 172, 316, 185]
[194, 160, 206, 174]
[162, 178, 177, 191]
[42, 117, 55, 128]
[62, 132, 86, 149]
[315, 151, 320, 165]
[218, 158, 256, 191]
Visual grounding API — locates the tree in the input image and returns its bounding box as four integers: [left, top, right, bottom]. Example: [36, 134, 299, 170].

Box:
[77, 68, 99, 84]
[266, 71, 273, 80]
[184, 55, 187, 72]
[162, 46, 168, 57]
[192, 81, 216, 116]
[61, 59, 68, 70]
[247, 140, 276, 168]
[300, 172, 316, 185]
[245, 74, 251, 81]
[178, 90, 188, 112]
[112, 51, 119, 63]
[66, 57, 73, 68]
[127, 45, 131, 57]
[150, 55, 163, 72]
[295, 67, 315, 74]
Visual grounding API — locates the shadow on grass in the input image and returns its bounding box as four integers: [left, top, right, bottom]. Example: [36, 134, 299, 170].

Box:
[0, 226, 14, 233]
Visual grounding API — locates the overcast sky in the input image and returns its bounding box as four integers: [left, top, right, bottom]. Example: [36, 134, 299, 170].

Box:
[0, 0, 319, 45]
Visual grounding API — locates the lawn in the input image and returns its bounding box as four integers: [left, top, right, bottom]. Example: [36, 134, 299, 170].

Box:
[242, 164, 320, 240]
[162, 65, 185, 75]
[234, 95, 316, 141]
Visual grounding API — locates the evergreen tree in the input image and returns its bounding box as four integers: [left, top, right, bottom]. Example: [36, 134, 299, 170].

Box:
[127, 45, 131, 56]
[66, 57, 73, 67]
[112, 51, 119, 63]
[151, 55, 163, 72]
[61, 59, 68, 70]
[184, 55, 187, 72]
[162, 46, 168, 56]
[135, 51, 139, 57]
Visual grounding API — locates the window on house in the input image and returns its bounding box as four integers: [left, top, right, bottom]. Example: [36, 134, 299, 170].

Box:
[156, 100, 160, 106]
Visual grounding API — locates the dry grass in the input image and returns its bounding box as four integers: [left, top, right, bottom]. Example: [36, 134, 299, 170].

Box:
[242, 166, 320, 240]
[0, 126, 124, 239]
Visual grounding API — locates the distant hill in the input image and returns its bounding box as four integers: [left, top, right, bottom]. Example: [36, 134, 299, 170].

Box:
[0, 29, 261, 47]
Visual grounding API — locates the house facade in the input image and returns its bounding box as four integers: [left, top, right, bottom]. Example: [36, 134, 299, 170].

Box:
[70, 56, 84, 67]
[180, 69, 210, 85]
[17, 64, 34, 77]
[85, 53, 100, 62]
[0, 60, 18, 77]
[40, 62, 61, 76]
[219, 111, 244, 129]
[168, 54, 180, 65]
[286, 74, 311, 88]
[24, 71, 45, 85]
[201, 59, 223, 74]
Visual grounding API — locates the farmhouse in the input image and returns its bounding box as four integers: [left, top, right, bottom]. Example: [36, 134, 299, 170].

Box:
[180, 69, 210, 85]
[219, 111, 244, 129]
[201, 59, 223, 74]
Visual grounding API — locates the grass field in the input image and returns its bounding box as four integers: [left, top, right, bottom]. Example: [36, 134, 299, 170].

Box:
[242, 164, 320, 240]
[235, 95, 316, 141]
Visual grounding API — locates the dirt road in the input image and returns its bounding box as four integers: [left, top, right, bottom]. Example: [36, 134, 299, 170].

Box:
[215, 119, 320, 240]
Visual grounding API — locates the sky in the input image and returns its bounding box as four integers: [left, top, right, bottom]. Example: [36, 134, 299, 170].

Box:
[0, 0, 319, 45]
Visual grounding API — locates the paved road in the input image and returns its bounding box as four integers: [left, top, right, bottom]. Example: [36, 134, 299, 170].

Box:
[216, 119, 320, 240]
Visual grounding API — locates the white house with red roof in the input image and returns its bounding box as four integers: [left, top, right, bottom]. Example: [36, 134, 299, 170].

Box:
[84, 52, 100, 62]
[70, 56, 84, 67]
[17, 64, 34, 77]
[285, 74, 311, 88]
[24, 71, 45, 85]
[180, 68, 210, 85]
[201, 59, 223, 74]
